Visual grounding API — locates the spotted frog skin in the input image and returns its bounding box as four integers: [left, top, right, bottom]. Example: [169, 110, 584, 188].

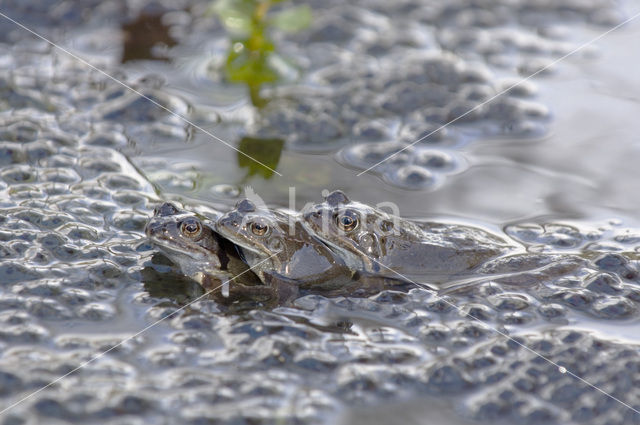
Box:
[301, 190, 514, 282]
[215, 198, 364, 293]
[145, 202, 280, 303]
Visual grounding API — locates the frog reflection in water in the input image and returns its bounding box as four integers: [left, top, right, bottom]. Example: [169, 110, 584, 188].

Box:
[145, 202, 285, 303]
[215, 199, 401, 295]
[302, 190, 514, 282]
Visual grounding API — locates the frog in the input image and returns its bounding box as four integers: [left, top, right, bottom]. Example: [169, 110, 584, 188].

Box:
[301, 190, 514, 283]
[145, 202, 288, 304]
[215, 198, 405, 296]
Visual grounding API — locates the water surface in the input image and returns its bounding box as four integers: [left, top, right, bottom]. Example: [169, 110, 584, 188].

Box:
[1, 1, 640, 424]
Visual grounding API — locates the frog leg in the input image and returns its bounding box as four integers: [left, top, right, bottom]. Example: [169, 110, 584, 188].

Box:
[345, 271, 424, 296]
[261, 272, 300, 305]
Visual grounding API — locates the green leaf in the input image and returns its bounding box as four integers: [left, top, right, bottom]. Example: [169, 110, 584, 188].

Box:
[270, 5, 312, 33]
[237, 137, 284, 179]
[213, 0, 254, 35]
[225, 48, 279, 85]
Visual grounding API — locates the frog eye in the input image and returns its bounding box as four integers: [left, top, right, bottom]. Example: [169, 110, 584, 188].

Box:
[180, 218, 202, 238]
[336, 210, 359, 232]
[249, 220, 270, 236]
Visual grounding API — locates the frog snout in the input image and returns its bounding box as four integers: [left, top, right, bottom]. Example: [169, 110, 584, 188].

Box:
[218, 212, 244, 231]
[217, 217, 237, 232]
[145, 221, 169, 237]
[144, 222, 158, 237]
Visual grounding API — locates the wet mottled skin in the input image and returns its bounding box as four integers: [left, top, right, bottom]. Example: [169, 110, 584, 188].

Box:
[302, 190, 513, 282]
[145, 202, 279, 302]
[215, 199, 360, 292]
[145, 202, 224, 274]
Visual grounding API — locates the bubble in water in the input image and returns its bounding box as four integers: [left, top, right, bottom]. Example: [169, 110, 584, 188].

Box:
[337, 141, 412, 169]
[558, 366, 567, 374]
[413, 149, 456, 171]
[211, 184, 240, 198]
[383, 165, 434, 190]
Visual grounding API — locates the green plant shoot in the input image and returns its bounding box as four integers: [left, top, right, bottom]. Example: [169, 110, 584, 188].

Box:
[212, 0, 312, 107]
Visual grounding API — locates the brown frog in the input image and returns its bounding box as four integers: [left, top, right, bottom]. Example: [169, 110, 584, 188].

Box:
[145, 202, 286, 304]
[301, 190, 514, 283]
[215, 199, 404, 296]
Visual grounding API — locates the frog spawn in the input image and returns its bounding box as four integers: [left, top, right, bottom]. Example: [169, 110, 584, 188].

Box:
[3, 2, 640, 424]
[337, 143, 465, 190]
[0, 93, 176, 422]
[245, 0, 615, 189]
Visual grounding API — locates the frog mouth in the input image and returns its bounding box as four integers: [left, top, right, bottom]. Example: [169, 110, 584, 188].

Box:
[150, 236, 213, 263]
[222, 237, 270, 259]
[235, 244, 249, 265]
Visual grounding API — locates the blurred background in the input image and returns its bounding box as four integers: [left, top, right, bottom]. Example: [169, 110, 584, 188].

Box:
[4, 0, 638, 222]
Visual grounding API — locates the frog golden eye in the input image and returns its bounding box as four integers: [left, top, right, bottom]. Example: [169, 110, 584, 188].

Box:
[180, 218, 202, 238]
[250, 220, 269, 236]
[336, 210, 359, 232]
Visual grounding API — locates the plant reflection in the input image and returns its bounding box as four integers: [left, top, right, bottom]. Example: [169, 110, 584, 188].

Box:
[121, 12, 177, 63]
[237, 136, 284, 179]
[141, 253, 205, 304]
[211, 0, 311, 107]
